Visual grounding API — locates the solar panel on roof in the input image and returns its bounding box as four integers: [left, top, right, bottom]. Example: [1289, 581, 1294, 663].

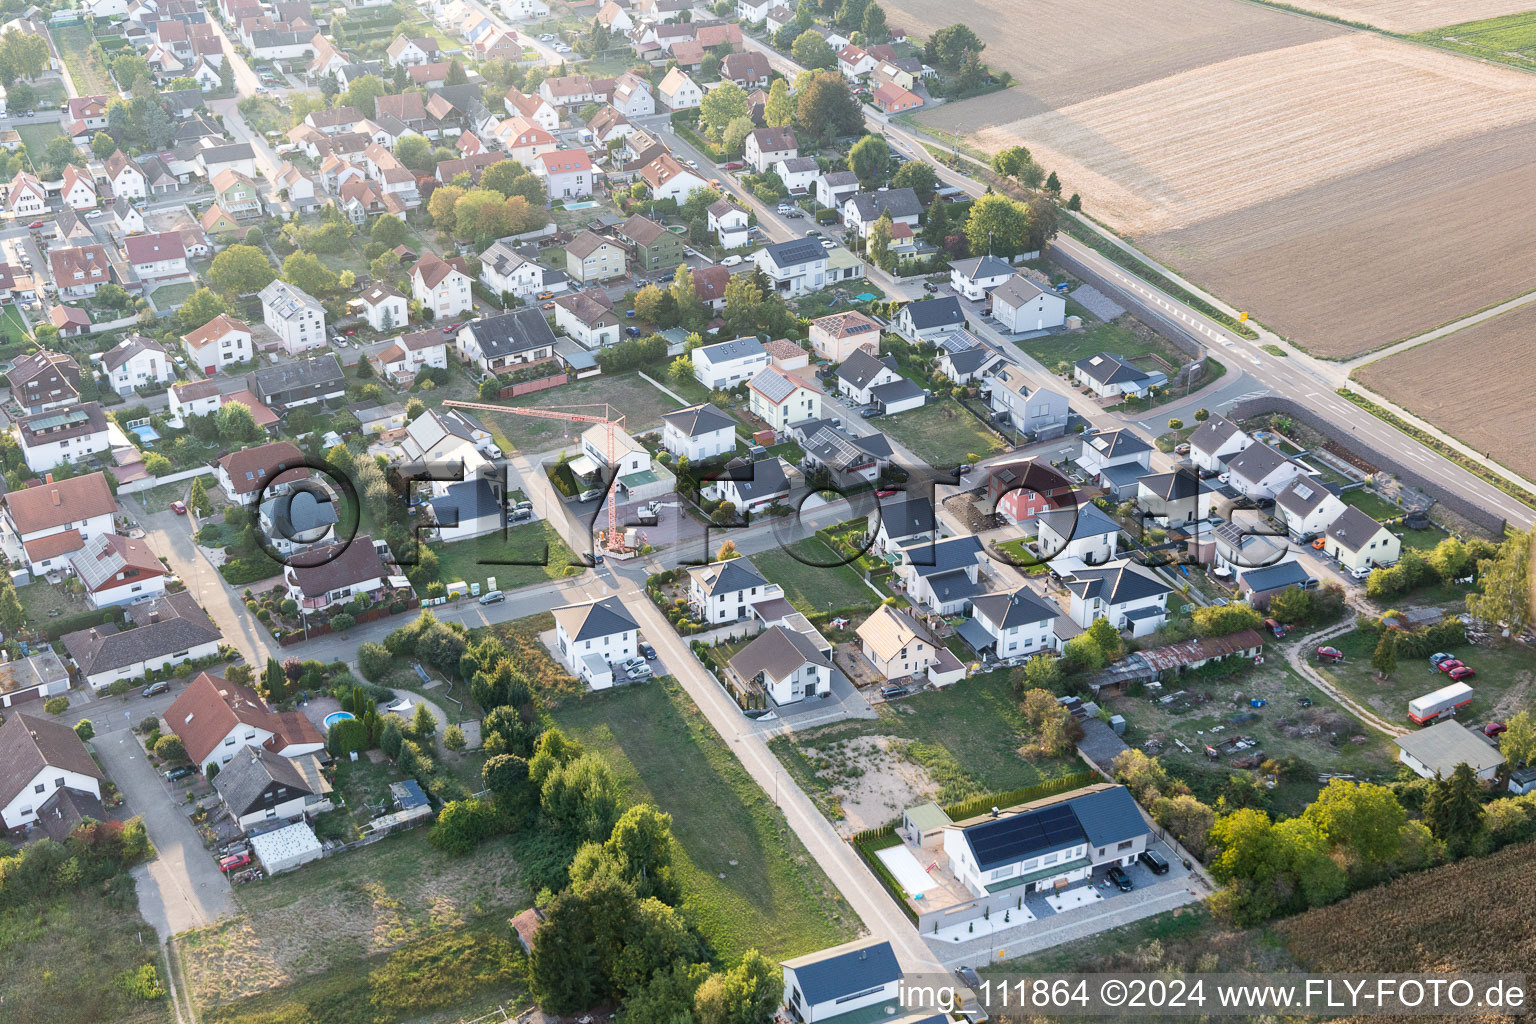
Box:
[964, 801, 1086, 871]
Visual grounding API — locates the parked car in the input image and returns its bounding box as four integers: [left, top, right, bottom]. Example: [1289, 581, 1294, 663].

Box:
[923, 281, 938, 292]
[625, 326, 641, 337]
[875, 488, 897, 498]
[639, 642, 657, 660]
[1106, 865, 1133, 891]
[142, 681, 170, 697]
[26, 220, 43, 229]
[1316, 646, 1345, 663]
[1429, 652, 1454, 668]
[219, 852, 252, 872]
[536, 290, 555, 299]
[1449, 665, 1476, 681]
[164, 765, 196, 781]
[721, 161, 743, 170]
[1296, 696, 1314, 707]
[578, 488, 603, 502]
[1138, 849, 1170, 874]
[1174, 442, 1191, 455]
[1350, 565, 1372, 580]
[1483, 721, 1507, 737]
[818, 237, 836, 249]
[880, 685, 908, 699]
[720, 254, 743, 267]
[1438, 658, 1466, 674]
[1263, 617, 1286, 638]
[478, 590, 505, 605]
[955, 966, 981, 989]
[170, 500, 187, 514]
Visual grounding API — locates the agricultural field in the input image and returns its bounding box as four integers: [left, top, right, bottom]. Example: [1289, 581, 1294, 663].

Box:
[878, 398, 1004, 469]
[552, 679, 859, 960]
[1298, 0, 1536, 33]
[769, 669, 1082, 832]
[179, 830, 526, 1018]
[1409, 10, 1536, 68]
[892, 0, 1536, 356]
[1353, 302, 1536, 480]
[1313, 628, 1535, 727]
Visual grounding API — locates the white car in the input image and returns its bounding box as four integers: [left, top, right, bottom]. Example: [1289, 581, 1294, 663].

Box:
[84, 210, 103, 220]
[818, 237, 836, 249]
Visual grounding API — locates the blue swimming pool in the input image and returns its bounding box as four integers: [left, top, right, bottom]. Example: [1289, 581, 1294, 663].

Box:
[130, 423, 161, 443]
[563, 200, 599, 210]
[323, 711, 354, 730]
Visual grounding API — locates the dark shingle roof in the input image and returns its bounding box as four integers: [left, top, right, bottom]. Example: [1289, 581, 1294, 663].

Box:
[835, 349, 894, 390]
[1324, 505, 1387, 549]
[971, 587, 1058, 629]
[688, 557, 768, 596]
[1068, 785, 1149, 848]
[465, 308, 558, 358]
[212, 745, 315, 817]
[1064, 564, 1171, 605]
[664, 403, 736, 437]
[900, 296, 964, 331]
[845, 187, 921, 222]
[873, 495, 934, 538]
[0, 713, 105, 808]
[1075, 352, 1150, 386]
[781, 940, 901, 1006]
[62, 591, 221, 676]
[554, 595, 637, 641]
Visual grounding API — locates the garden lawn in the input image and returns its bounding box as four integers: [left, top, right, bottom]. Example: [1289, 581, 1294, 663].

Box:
[0, 887, 169, 1024]
[150, 282, 195, 310]
[1018, 315, 1185, 374]
[753, 537, 882, 622]
[0, 302, 29, 345]
[17, 121, 62, 155]
[428, 522, 578, 591]
[878, 397, 1003, 470]
[552, 679, 859, 960]
[1340, 486, 1402, 522]
[483, 372, 683, 455]
[1314, 628, 1536, 725]
[55, 24, 112, 96]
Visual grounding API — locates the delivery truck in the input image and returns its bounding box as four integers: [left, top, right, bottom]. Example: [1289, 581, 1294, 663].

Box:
[1408, 681, 1474, 725]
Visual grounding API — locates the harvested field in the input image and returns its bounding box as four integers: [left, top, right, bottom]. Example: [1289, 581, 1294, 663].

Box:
[1288, 0, 1536, 33]
[1353, 301, 1536, 480]
[966, 35, 1536, 238]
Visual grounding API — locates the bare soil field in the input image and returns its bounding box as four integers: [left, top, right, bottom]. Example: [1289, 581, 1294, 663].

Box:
[886, 0, 1340, 121]
[1146, 119, 1536, 355]
[1353, 301, 1536, 480]
[1284, 0, 1536, 32]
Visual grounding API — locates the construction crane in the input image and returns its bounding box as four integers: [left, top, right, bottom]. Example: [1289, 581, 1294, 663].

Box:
[443, 400, 629, 553]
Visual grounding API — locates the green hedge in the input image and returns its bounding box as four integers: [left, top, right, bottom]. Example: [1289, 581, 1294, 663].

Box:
[852, 831, 916, 923]
[940, 769, 1096, 823]
[43, 607, 124, 641]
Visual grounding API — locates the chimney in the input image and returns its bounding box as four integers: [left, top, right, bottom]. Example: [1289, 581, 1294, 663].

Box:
[45, 473, 54, 485]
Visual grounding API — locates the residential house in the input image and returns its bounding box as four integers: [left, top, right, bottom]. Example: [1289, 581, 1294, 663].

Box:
[842, 188, 921, 237]
[587, 106, 632, 145]
[456, 308, 559, 372]
[983, 364, 1070, 440]
[657, 67, 702, 109]
[63, 592, 223, 692]
[104, 149, 147, 200]
[702, 455, 792, 514]
[617, 214, 685, 275]
[503, 87, 557, 132]
[1324, 506, 1401, 576]
[101, 335, 172, 396]
[798, 420, 891, 489]
[895, 296, 965, 340]
[48, 245, 112, 298]
[67, 532, 167, 608]
[707, 197, 750, 249]
[837, 44, 877, 79]
[271, 162, 319, 212]
[1079, 428, 1152, 493]
[637, 152, 708, 204]
[868, 494, 935, 554]
[354, 284, 409, 333]
[217, 441, 306, 506]
[780, 941, 903, 1024]
[7, 172, 46, 216]
[693, 264, 731, 310]
[401, 406, 497, 465]
[966, 586, 1061, 660]
[872, 82, 921, 114]
[248, 356, 347, 414]
[1395, 720, 1505, 782]
[480, 241, 564, 299]
[1136, 468, 1216, 525]
[6, 352, 81, 415]
[753, 237, 828, 298]
[729, 623, 832, 705]
[565, 230, 628, 284]
[532, 149, 595, 199]
[124, 231, 189, 283]
[0, 472, 117, 577]
[775, 156, 819, 195]
[663, 403, 737, 462]
[1275, 477, 1347, 540]
[168, 379, 223, 424]
[59, 165, 97, 210]
[165, 669, 326, 772]
[540, 74, 595, 108]
[554, 290, 621, 349]
[15, 403, 110, 474]
[1189, 415, 1251, 474]
[721, 50, 771, 90]
[610, 72, 655, 117]
[553, 596, 640, 689]
[212, 746, 332, 829]
[1034, 502, 1122, 565]
[1073, 352, 1164, 400]
[411, 253, 473, 320]
[283, 535, 392, 611]
[370, 328, 448, 383]
[936, 337, 1002, 385]
[1063, 561, 1171, 636]
[991, 274, 1067, 333]
[1236, 559, 1318, 609]
[987, 456, 1077, 525]
[808, 310, 880, 363]
[896, 534, 984, 615]
[856, 603, 965, 685]
[197, 141, 258, 180]
[110, 197, 146, 235]
[816, 170, 860, 212]
[689, 337, 766, 391]
[0, 714, 106, 833]
[747, 366, 821, 430]
[835, 349, 903, 406]
[430, 475, 505, 543]
[948, 255, 1014, 301]
[685, 557, 781, 623]
[736, 0, 774, 20]
[386, 34, 439, 67]
[744, 126, 796, 173]
[182, 314, 252, 375]
[258, 279, 326, 355]
[491, 115, 556, 166]
[1225, 442, 1306, 501]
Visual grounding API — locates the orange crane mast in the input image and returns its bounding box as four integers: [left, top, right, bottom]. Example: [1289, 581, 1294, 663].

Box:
[443, 400, 628, 552]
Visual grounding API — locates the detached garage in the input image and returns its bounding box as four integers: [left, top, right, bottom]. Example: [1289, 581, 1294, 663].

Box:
[250, 821, 323, 874]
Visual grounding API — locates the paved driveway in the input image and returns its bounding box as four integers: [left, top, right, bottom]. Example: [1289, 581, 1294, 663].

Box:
[93, 729, 234, 939]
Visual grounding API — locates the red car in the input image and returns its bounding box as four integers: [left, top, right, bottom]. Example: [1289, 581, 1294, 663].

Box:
[721, 161, 743, 171]
[541, 302, 555, 310]
[1316, 646, 1345, 664]
[27, 220, 43, 229]
[876, 488, 897, 498]
[1484, 721, 1507, 737]
[1449, 665, 1476, 681]
[171, 500, 187, 514]
[219, 852, 252, 872]
[1438, 659, 1465, 674]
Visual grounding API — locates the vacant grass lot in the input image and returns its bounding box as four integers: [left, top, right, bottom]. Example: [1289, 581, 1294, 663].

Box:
[1314, 628, 1535, 726]
[483, 373, 682, 455]
[55, 24, 113, 95]
[878, 398, 1003, 469]
[553, 679, 859, 960]
[0, 887, 169, 1024]
[1019, 315, 1186, 373]
[427, 522, 579, 591]
[773, 668, 1081, 819]
[1339, 486, 1402, 522]
[149, 282, 195, 310]
[182, 830, 526, 1016]
[753, 537, 881, 622]
[18, 121, 62, 154]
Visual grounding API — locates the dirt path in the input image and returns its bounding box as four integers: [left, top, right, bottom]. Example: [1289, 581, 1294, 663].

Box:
[1285, 621, 1409, 738]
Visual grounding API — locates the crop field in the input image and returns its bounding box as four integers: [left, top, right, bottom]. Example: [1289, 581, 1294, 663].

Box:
[1409, 10, 1536, 68]
[1353, 302, 1536, 479]
[891, 0, 1536, 357]
[1289, 0, 1536, 32]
